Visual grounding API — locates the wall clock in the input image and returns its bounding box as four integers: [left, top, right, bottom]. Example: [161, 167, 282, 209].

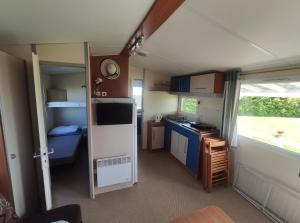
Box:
[100, 59, 120, 80]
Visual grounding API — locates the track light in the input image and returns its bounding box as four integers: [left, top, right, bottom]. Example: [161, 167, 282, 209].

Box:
[129, 34, 144, 56]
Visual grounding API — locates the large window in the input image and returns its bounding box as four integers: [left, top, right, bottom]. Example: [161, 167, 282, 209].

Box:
[132, 80, 143, 110]
[181, 97, 198, 113]
[237, 81, 300, 154]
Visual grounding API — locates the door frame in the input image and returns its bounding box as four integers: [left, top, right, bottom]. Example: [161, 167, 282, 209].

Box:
[131, 78, 144, 149]
[84, 42, 95, 199]
[0, 111, 13, 204]
[30, 43, 94, 200]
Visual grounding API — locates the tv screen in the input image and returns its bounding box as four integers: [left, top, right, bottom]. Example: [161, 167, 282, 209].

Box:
[96, 103, 133, 125]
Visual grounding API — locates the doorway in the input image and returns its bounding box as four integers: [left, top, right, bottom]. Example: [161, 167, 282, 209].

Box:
[132, 79, 144, 149]
[31, 53, 91, 209]
[40, 63, 90, 206]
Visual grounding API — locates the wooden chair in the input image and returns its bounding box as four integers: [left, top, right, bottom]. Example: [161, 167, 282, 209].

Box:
[202, 138, 229, 192]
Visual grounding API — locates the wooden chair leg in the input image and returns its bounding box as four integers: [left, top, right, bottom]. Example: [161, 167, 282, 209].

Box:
[207, 156, 212, 193]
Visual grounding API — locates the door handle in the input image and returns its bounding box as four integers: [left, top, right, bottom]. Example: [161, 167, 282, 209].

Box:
[33, 152, 41, 159]
[33, 148, 54, 159]
[10, 154, 16, 159]
[48, 148, 54, 155]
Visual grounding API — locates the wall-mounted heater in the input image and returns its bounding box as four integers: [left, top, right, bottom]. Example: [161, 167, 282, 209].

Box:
[96, 155, 132, 188]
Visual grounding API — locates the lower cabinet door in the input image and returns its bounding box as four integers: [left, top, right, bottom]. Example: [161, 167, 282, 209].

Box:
[177, 134, 188, 165]
[171, 130, 188, 165]
[171, 130, 179, 157]
[152, 126, 165, 149]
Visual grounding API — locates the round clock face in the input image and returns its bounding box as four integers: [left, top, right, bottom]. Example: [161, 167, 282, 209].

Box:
[100, 59, 120, 80]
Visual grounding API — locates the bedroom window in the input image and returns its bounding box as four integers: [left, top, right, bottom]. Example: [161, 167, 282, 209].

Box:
[181, 97, 198, 114]
[237, 81, 300, 155]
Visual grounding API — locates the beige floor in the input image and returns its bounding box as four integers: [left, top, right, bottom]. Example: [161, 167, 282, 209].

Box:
[51, 149, 271, 223]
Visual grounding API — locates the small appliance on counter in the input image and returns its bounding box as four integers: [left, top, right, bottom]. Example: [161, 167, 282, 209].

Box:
[154, 113, 162, 123]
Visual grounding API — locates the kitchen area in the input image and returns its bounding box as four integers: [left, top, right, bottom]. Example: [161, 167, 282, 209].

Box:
[146, 72, 225, 183]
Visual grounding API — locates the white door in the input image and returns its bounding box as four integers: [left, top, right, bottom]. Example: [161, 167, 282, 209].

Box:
[32, 52, 52, 210]
[0, 51, 38, 216]
[177, 134, 188, 165]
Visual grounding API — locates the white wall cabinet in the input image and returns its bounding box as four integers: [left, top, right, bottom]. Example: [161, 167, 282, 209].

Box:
[171, 130, 188, 165]
[190, 73, 224, 94]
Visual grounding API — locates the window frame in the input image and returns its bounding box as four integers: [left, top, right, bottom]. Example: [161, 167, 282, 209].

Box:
[180, 96, 198, 114]
[238, 134, 300, 160]
[237, 72, 300, 157]
[132, 79, 143, 112]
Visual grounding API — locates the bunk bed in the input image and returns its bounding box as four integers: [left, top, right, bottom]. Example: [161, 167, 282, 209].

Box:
[48, 125, 82, 166]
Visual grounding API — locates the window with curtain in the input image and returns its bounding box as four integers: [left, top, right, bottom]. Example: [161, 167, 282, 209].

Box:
[237, 79, 300, 155]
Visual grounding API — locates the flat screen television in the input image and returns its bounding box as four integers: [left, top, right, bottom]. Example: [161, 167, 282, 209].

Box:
[96, 103, 133, 125]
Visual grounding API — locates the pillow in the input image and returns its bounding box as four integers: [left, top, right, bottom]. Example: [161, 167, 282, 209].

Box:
[48, 125, 80, 136]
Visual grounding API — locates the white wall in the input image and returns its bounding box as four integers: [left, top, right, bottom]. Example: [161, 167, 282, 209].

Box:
[50, 73, 86, 101]
[234, 135, 300, 193]
[90, 99, 135, 184]
[36, 43, 85, 64]
[142, 70, 178, 149]
[49, 73, 87, 127]
[178, 96, 223, 129]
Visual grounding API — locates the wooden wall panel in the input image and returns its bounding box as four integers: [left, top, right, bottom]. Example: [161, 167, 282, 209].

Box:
[214, 73, 225, 94]
[90, 55, 129, 98]
[120, 0, 185, 55]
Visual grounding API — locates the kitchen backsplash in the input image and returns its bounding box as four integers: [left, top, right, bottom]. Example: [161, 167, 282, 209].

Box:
[178, 96, 223, 129]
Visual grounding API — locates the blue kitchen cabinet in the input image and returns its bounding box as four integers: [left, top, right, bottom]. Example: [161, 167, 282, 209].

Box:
[165, 120, 200, 173]
[170, 76, 190, 92]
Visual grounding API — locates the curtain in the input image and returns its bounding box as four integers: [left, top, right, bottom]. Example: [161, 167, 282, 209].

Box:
[221, 69, 241, 147]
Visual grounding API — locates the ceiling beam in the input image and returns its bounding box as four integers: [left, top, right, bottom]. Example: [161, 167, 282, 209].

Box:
[120, 0, 185, 56]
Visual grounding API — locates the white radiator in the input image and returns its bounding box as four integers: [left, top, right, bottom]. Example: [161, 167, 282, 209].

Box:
[234, 164, 300, 223]
[96, 155, 132, 188]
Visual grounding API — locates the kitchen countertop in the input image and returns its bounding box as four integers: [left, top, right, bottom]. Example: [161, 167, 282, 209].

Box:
[166, 119, 219, 136]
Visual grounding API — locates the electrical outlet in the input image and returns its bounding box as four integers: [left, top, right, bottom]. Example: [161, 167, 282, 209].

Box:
[95, 91, 101, 97]
[102, 91, 107, 97]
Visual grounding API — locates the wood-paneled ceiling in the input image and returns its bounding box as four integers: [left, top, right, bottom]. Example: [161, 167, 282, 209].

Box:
[131, 0, 300, 75]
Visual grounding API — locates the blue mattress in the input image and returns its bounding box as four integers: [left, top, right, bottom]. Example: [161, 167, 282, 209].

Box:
[48, 134, 82, 166]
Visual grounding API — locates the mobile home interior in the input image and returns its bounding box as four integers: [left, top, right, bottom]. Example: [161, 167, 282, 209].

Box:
[0, 1, 299, 223]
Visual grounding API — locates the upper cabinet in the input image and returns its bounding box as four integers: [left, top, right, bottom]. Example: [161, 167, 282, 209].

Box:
[170, 76, 190, 92]
[170, 72, 224, 94]
[190, 73, 224, 94]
